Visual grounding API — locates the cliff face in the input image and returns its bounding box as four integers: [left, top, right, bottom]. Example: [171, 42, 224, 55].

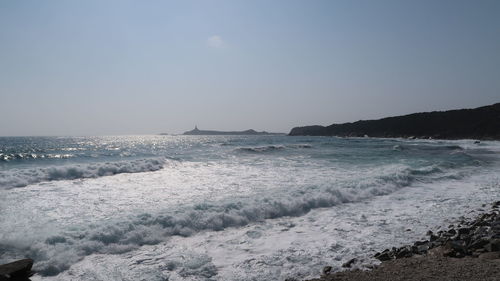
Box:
[289, 103, 500, 140]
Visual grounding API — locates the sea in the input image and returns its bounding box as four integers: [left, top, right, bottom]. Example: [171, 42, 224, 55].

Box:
[1, 135, 499, 281]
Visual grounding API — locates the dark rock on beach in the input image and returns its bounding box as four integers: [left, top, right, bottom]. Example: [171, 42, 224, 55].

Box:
[289, 102, 500, 140]
[0, 259, 33, 281]
[341, 258, 358, 268]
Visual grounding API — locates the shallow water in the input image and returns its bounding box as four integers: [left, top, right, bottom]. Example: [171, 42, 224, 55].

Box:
[1, 136, 499, 280]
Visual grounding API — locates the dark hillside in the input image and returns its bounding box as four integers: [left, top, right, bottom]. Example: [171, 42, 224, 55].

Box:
[289, 103, 500, 140]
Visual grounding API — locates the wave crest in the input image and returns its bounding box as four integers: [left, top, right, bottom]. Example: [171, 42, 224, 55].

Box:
[234, 144, 312, 153]
[0, 158, 166, 189]
[235, 145, 286, 153]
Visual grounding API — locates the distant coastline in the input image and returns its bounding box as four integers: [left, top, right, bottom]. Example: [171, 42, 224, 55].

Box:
[180, 126, 284, 136]
[289, 103, 500, 140]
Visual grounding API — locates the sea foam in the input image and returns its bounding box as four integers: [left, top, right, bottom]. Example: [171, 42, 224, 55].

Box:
[0, 158, 166, 189]
[1, 161, 465, 276]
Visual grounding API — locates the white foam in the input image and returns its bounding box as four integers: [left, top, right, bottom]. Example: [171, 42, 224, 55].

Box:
[0, 157, 481, 276]
[30, 170, 500, 281]
[0, 158, 166, 188]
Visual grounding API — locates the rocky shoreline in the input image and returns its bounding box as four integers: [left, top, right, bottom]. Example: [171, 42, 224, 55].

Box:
[303, 201, 500, 281]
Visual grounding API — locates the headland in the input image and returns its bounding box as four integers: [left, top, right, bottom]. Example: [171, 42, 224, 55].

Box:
[182, 126, 284, 136]
[289, 103, 500, 140]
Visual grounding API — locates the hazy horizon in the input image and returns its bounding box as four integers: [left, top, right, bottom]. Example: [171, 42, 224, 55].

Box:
[1, 0, 499, 136]
[0, 101, 497, 137]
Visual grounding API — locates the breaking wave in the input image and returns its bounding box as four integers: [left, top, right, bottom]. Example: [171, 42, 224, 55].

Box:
[0, 158, 166, 189]
[235, 144, 312, 153]
[0, 162, 464, 276]
[235, 145, 286, 153]
[392, 144, 464, 152]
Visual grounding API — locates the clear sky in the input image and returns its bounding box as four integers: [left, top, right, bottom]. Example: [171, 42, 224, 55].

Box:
[0, 0, 499, 136]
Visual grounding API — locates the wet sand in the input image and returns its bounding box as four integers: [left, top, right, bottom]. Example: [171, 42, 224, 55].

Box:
[308, 251, 500, 281]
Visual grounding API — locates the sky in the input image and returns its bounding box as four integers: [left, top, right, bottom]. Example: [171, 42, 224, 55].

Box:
[0, 0, 499, 136]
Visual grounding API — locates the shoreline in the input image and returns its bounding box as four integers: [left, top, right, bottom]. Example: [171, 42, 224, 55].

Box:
[304, 201, 500, 281]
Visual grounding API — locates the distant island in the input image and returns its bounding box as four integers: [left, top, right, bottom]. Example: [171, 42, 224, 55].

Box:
[182, 126, 284, 136]
[289, 102, 500, 140]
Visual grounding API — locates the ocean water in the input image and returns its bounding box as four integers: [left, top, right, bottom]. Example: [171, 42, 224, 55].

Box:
[1, 135, 499, 280]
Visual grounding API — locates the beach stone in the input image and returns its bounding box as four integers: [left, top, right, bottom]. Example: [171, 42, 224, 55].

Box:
[321, 266, 332, 276]
[417, 244, 429, 253]
[429, 234, 439, 242]
[342, 258, 358, 268]
[457, 227, 470, 235]
[395, 248, 410, 258]
[414, 240, 428, 246]
[428, 246, 447, 257]
[473, 226, 490, 236]
[452, 252, 465, 258]
[442, 241, 467, 257]
[0, 259, 33, 281]
[484, 239, 500, 252]
[478, 251, 500, 260]
[469, 238, 489, 250]
[374, 251, 392, 261]
[411, 245, 419, 254]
